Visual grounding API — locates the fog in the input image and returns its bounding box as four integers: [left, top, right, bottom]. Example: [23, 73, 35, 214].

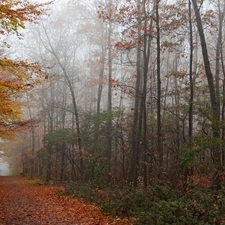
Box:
[1, 0, 224, 185]
[0, 158, 10, 176]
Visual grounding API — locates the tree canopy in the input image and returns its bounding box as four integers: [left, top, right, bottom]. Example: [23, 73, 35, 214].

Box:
[0, 0, 47, 139]
[0, 0, 45, 37]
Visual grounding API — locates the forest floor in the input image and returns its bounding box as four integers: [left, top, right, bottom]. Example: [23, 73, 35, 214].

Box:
[0, 176, 133, 225]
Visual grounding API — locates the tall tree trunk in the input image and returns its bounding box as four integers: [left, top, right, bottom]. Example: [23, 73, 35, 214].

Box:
[188, 0, 194, 139]
[128, 0, 143, 187]
[219, 0, 225, 163]
[174, 50, 181, 149]
[215, 0, 225, 120]
[143, 1, 153, 187]
[156, 0, 163, 176]
[95, 24, 107, 154]
[192, 0, 220, 162]
[46, 88, 54, 182]
[27, 96, 35, 180]
[106, 20, 112, 182]
[97, 26, 106, 116]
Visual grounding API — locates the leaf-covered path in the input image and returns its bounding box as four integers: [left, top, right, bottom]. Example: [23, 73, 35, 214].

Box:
[0, 176, 133, 225]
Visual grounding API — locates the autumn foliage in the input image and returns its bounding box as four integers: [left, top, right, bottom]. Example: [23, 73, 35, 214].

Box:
[1, 0, 225, 223]
[0, 0, 48, 138]
[0, 0, 46, 38]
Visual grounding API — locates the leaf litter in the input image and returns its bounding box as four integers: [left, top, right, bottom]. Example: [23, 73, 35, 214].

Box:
[0, 176, 133, 225]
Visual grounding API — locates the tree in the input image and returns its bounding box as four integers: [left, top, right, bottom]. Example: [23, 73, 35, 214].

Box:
[106, 19, 113, 182]
[5, 0, 224, 187]
[0, 58, 44, 139]
[155, 0, 163, 177]
[192, 0, 220, 163]
[35, 5, 87, 181]
[0, 0, 47, 139]
[0, 0, 45, 39]
[188, 0, 194, 140]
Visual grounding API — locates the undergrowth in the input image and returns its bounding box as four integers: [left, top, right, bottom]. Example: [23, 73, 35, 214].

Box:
[34, 177, 51, 186]
[61, 181, 225, 225]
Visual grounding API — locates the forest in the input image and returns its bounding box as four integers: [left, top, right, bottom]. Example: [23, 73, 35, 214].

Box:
[1, 0, 225, 224]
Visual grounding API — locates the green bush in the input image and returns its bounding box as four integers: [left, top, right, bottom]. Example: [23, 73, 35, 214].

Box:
[62, 181, 225, 225]
[64, 184, 94, 200]
[134, 184, 225, 225]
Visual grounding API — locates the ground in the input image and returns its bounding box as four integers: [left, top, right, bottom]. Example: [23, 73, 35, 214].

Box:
[0, 176, 133, 225]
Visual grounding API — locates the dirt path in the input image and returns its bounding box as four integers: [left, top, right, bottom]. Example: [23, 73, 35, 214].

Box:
[0, 176, 133, 225]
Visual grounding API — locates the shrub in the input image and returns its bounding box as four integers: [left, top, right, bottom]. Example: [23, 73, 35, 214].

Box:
[62, 181, 225, 225]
